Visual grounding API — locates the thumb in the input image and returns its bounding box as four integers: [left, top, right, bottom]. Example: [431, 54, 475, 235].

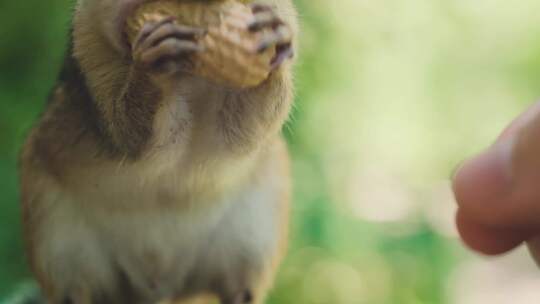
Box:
[454, 101, 540, 230]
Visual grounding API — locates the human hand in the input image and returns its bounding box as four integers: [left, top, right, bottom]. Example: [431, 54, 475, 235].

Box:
[453, 102, 540, 263]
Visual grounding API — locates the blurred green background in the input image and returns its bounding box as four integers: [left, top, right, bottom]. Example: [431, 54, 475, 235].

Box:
[3, 0, 540, 303]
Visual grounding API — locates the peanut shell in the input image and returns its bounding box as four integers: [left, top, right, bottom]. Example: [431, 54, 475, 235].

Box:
[126, 0, 276, 88]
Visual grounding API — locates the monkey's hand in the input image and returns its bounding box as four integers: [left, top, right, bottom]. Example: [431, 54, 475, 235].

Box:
[132, 17, 205, 75]
[249, 3, 294, 71]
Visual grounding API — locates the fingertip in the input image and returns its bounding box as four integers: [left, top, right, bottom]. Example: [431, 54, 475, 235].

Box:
[456, 209, 524, 255]
[452, 143, 513, 221]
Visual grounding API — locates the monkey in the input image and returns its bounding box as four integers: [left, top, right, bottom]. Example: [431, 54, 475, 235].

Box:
[18, 0, 297, 303]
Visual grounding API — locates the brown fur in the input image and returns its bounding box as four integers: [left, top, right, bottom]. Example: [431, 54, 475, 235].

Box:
[19, 0, 297, 303]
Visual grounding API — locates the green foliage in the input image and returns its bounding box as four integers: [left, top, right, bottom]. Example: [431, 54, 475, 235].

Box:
[0, 0, 72, 296]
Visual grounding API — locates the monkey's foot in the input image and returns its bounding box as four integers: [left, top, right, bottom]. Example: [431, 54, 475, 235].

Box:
[248, 3, 293, 70]
[132, 17, 206, 74]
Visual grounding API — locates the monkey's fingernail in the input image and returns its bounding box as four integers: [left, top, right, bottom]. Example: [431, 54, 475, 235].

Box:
[271, 47, 293, 69]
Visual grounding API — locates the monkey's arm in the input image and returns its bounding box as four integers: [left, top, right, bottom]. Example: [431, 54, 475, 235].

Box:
[217, 3, 296, 152]
[219, 69, 293, 152]
[72, 16, 205, 158]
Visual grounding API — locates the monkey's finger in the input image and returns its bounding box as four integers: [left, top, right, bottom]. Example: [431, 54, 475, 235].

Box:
[248, 11, 282, 32]
[133, 17, 175, 51]
[275, 24, 293, 44]
[249, 2, 277, 14]
[140, 23, 206, 52]
[140, 38, 203, 66]
[256, 25, 293, 53]
[271, 44, 294, 70]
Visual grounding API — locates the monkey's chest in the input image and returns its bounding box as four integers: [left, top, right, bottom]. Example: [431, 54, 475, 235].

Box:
[92, 188, 277, 301]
